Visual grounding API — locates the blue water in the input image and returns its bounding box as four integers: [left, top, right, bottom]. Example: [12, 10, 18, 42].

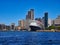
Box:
[0, 31, 60, 45]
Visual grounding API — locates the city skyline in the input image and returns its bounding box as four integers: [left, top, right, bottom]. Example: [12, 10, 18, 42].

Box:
[0, 0, 60, 25]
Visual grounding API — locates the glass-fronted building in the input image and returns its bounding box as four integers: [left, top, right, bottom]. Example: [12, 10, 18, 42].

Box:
[44, 12, 48, 29]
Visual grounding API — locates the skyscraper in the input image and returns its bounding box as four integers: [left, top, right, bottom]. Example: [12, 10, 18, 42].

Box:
[44, 12, 48, 29]
[42, 17, 45, 29]
[18, 20, 21, 26]
[26, 15, 29, 20]
[30, 9, 34, 20]
[26, 9, 34, 20]
[25, 9, 34, 30]
[28, 11, 31, 19]
[48, 19, 52, 27]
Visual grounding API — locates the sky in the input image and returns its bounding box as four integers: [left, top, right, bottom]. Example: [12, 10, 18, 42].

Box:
[0, 0, 60, 25]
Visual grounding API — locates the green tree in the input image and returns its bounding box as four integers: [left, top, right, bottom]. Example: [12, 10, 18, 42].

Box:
[48, 25, 55, 30]
[56, 26, 60, 30]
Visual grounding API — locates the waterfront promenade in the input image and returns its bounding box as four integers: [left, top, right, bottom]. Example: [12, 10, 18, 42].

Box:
[36, 30, 60, 32]
[0, 29, 60, 32]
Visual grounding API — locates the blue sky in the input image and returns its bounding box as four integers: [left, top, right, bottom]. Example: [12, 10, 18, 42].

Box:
[0, 0, 60, 25]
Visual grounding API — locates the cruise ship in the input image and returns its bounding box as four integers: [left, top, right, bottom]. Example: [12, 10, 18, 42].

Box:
[29, 20, 42, 31]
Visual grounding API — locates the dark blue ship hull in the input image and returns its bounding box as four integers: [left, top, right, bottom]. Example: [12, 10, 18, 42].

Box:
[30, 26, 41, 31]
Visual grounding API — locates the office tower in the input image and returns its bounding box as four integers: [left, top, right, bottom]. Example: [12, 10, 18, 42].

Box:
[18, 20, 25, 29]
[25, 9, 34, 30]
[30, 9, 34, 20]
[10, 23, 15, 30]
[26, 15, 29, 20]
[28, 11, 31, 19]
[26, 9, 34, 20]
[42, 17, 45, 25]
[52, 20, 55, 26]
[44, 12, 48, 29]
[18, 20, 24, 27]
[42, 17, 45, 29]
[48, 19, 52, 27]
[18, 20, 21, 26]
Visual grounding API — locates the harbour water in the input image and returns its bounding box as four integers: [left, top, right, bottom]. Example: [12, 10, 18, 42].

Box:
[0, 31, 60, 45]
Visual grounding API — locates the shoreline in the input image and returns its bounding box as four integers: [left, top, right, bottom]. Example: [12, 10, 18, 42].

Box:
[0, 30, 60, 32]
